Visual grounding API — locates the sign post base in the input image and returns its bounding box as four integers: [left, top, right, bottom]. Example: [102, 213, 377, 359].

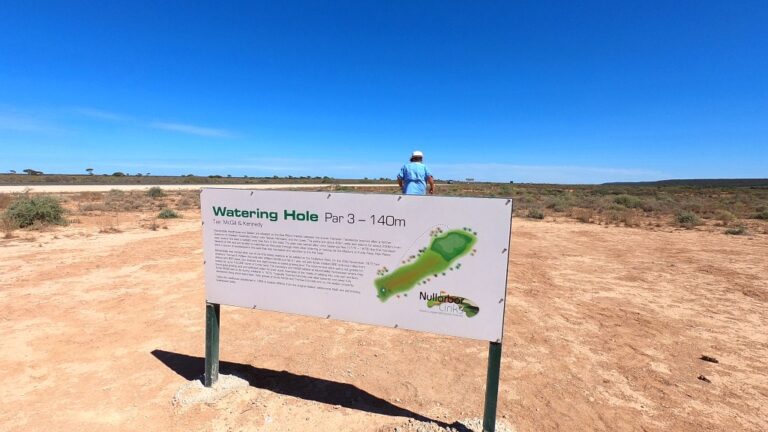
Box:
[204, 302, 220, 387]
[482, 341, 502, 432]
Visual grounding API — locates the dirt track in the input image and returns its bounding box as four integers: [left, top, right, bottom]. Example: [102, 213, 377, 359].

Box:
[1, 213, 766, 431]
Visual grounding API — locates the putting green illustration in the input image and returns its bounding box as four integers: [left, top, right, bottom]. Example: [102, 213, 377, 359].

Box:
[426, 293, 480, 318]
[375, 228, 477, 302]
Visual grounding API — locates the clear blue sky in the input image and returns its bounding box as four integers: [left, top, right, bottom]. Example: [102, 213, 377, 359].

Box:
[1, 1, 766, 183]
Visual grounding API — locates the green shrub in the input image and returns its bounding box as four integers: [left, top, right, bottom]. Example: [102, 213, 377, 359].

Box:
[147, 186, 165, 198]
[725, 226, 747, 235]
[526, 208, 544, 219]
[4, 195, 66, 228]
[157, 209, 180, 219]
[714, 209, 735, 224]
[545, 196, 570, 213]
[754, 210, 768, 220]
[613, 194, 643, 209]
[675, 211, 702, 229]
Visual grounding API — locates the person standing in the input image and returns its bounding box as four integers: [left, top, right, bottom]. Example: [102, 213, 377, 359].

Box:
[397, 150, 435, 195]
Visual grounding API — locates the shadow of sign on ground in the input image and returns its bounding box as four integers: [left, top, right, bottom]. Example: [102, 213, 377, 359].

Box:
[151, 349, 475, 430]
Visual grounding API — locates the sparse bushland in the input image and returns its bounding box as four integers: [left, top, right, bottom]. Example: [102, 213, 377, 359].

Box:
[6, 183, 766, 235]
[432, 183, 768, 229]
[3, 195, 66, 228]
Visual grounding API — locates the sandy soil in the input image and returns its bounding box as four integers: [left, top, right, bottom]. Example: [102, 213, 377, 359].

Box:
[1, 213, 766, 432]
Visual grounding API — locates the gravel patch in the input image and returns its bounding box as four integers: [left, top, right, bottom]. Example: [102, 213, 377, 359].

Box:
[378, 417, 515, 432]
[172, 374, 250, 407]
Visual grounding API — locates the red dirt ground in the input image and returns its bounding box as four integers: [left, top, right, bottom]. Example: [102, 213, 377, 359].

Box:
[1, 212, 766, 431]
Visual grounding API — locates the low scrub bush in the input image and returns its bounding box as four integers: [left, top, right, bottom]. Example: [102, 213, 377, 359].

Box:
[571, 208, 594, 223]
[545, 196, 571, 213]
[0, 193, 12, 210]
[613, 194, 643, 209]
[675, 211, 702, 229]
[147, 186, 165, 198]
[78, 202, 107, 212]
[1, 215, 18, 238]
[107, 189, 125, 199]
[4, 195, 66, 228]
[620, 210, 641, 227]
[158, 209, 180, 219]
[714, 209, 735, 225]
[754, 210, 768, 220]
[725, 226, 747, 235]
[526, 208, 545, 219]
[75, 191, 101, 202]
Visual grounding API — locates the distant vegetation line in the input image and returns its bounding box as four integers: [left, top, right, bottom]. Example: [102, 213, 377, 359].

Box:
[4, 173, 768, 188]
[0, 173, 393, 185]
[603, 179, 768, 188]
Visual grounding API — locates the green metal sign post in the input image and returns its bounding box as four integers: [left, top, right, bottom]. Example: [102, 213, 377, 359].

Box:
[482, 341, 503, 432]
[204, 302, 220, 387]
[202, 305, 503, 428]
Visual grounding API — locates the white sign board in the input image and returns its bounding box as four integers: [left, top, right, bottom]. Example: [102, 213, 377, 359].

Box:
[201, 189, 512, 342]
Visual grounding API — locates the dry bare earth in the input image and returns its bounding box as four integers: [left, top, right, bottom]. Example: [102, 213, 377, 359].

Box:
[0, 212, 766, 431]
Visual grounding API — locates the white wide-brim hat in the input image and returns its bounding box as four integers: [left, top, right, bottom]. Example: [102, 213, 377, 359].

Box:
[411, 150, 424, 158]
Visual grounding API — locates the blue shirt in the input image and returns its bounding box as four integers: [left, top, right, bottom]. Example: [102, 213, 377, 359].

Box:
[398, 162, 432, 195]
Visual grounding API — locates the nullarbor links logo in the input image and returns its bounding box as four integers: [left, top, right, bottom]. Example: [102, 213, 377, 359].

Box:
[421, 291, 479, 318]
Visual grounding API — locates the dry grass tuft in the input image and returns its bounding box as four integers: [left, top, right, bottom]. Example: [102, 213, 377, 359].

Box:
[0, 193, 12, 210]
[570, 208, 595, 223]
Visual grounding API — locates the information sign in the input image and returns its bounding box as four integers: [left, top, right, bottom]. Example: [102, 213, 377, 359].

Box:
[201, 189, 512, 342]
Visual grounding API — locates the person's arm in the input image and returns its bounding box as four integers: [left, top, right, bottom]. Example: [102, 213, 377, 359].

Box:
[427, 176, 435, 195]
[397, 177, 403, 192]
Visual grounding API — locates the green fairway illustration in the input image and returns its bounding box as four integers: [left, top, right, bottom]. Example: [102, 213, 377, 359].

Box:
[375, 228, 477, 302]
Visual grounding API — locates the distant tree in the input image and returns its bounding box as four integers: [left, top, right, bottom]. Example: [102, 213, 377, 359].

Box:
[9, 170, 16, 174]
[146, 173, 150, 176]
[86, 168, 94, 175]
[227, 174, 232, 178]
[112, 172, 125, 177]
[23, 169, 43, 176]
[136, 173, 143, 177]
